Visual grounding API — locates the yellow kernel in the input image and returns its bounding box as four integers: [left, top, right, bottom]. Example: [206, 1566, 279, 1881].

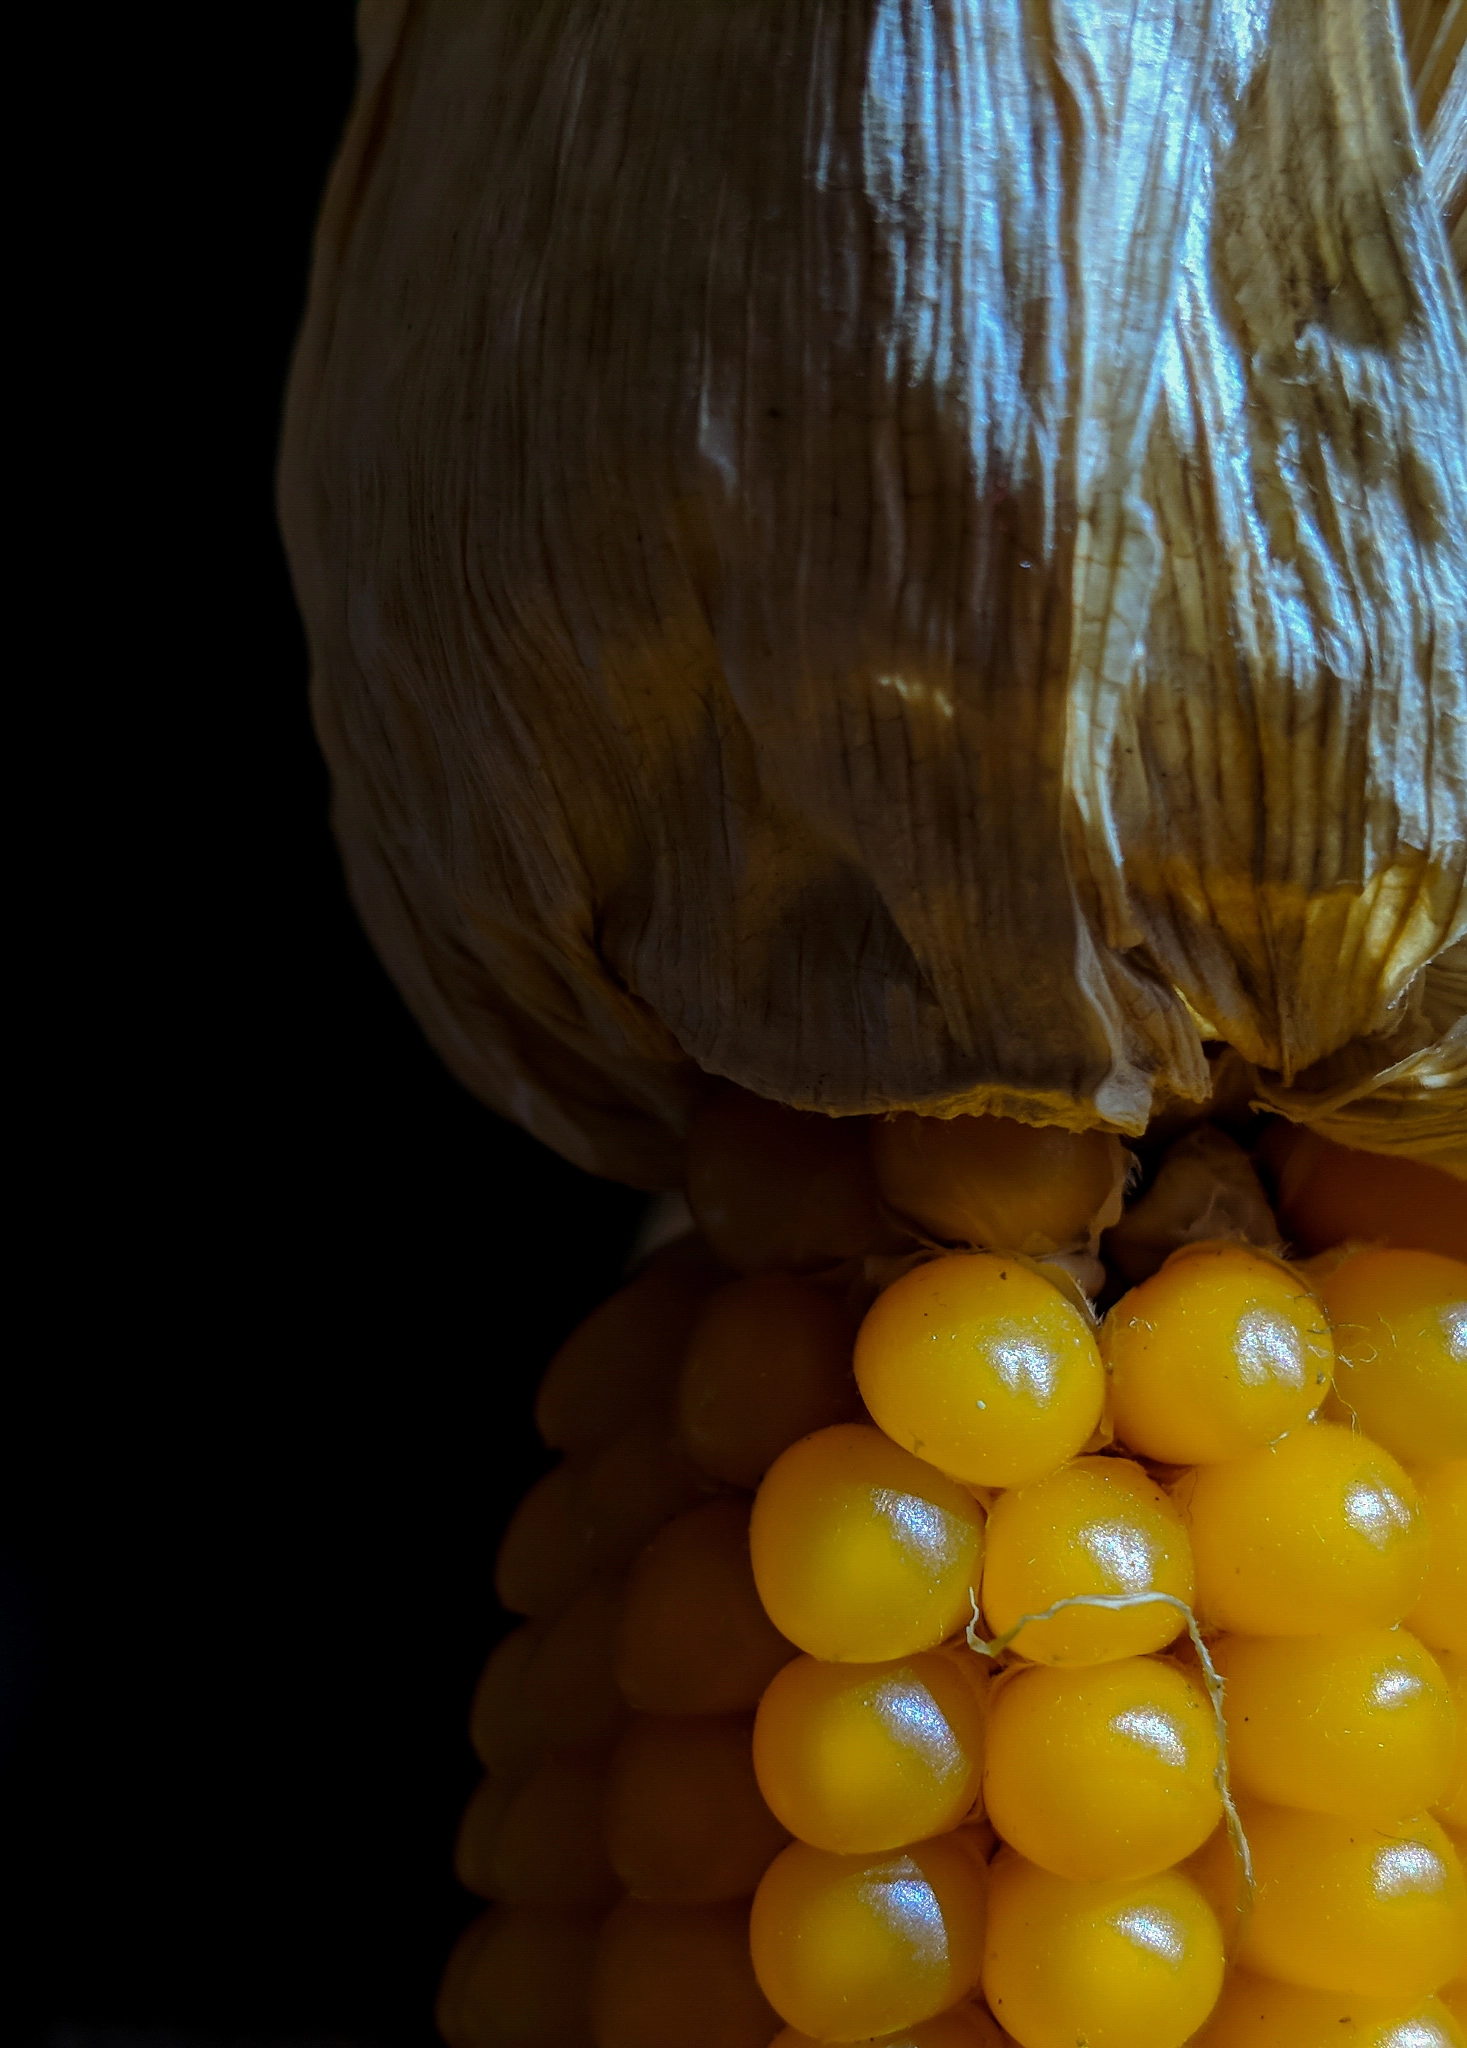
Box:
[534, 1254, 715, 1457]
[1190, 1968, 1467, 2045]
[1407, 1462, 1467, 1656]
[591, 1896, 779, 2048]
[870, 1110, 1123, 1254]
[980, 1457, 1194, 1666]
[855, 1253, 1106, 1489]
[1319, 1249, 1467, 1464]
[1445, 1976, 1467, 2034]
[982, 1657, 1221, 1880]
[467, 1620, 544, 1773]
[1214, 1628, 1457, 1823]
[1178, 1819, 1251, 1954]
[750, 1424, 986, 1663]
[1176, 1423, 1428, 1636]
[494, 1414, 708, 1619]
[771, 2005, 1010, 2046]
[750, 1833, 990, 2041]
[678, 1271, 860, 1488]
[1102, 1241, 1332, 1464]
[470, 1577, 628, 1777]
[1233, 1801, 1467, 1999]
[615, 1496, 795, 1714]
[752, 1647, 987, 1855]
[686, 1082, 893, 1273]
[493, 1457, 588, 1619]
[1438, 1653, 1467, 1829]
[578, 1413, 713, 1567]
[1261, 1123, 1467, 1261]
[437, 1906, 599, 2048]
[604, 1711, 789, 1903]
[453, 1753, 616, 1910]
[981, 1848, 1225, 2048]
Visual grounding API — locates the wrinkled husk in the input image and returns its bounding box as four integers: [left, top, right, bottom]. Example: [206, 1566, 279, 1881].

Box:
[282, 0, 1467, 1187]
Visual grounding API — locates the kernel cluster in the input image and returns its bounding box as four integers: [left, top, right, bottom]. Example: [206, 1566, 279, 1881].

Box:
[440, 1096, 1467, 2048]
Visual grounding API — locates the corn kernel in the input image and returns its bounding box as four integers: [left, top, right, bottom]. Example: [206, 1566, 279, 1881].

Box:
[856, 1253, 1105, 1489]
[750, 1424, 986, 1663]
[686, 1083, 892, 1273]
[981, 1848, 1225, 2048]
[1191, 1968, 1467, 2045]
[678, 1272, 860, 1488]
[750, 1832, 990, 2041]
[752, 1647, 987, 1855]
[1214, 1629, 1457, 1823]
[436, 1905, 599, 2048]
[1102, 1242, 1332, 1465]
[982, 1656, 1221, 1880]
[870, 1111, 1122, 1256]
[979, 1457, 1194, 1666]
[615, 1496, 794, 1714]
[772, 2004, 1010, 2045]
[1233, 1802, 1467, 1999]
[1176, 1424, 1428, 1636]
[591, 1896, 778, 2048]
[454, 1753, 617, 1911]
[1318, 1250, 1467, 1465]
[604, 1712, 789, 1903]
[1408, 1462, 1467, 1657]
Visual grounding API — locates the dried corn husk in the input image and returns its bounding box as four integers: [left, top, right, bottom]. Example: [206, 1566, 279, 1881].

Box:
[281, 0, 1467, 1187]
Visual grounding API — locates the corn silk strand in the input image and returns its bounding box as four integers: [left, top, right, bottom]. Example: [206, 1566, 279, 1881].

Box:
[966, 1588, 1255, 1906]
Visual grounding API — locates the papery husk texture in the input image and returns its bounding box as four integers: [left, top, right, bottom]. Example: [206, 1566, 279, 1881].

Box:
[282, 0, 1467, 1186]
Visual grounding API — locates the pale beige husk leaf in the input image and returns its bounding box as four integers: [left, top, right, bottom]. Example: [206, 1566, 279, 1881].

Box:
[281, 0, 1467, 1188]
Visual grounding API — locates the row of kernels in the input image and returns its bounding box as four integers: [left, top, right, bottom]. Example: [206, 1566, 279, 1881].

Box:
[684, 1082, 1467, 1277]
[449, 1241, 805, 2046]
[684, 1088, 1123, 1274]
[745, 1417, 1447, 1677]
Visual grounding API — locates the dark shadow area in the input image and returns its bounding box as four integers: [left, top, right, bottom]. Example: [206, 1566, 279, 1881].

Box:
[8, 9, 648, 2041]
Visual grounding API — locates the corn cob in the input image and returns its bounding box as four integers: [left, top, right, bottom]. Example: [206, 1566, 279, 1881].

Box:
[281, 2, 1467, 2040]
[440, 1090, 1467, 2048]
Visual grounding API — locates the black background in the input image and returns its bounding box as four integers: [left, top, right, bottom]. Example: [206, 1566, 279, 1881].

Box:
[10, 8, 649, 2039]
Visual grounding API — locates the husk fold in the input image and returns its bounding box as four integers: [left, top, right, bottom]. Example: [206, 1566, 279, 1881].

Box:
[282, 0, 1467, 1186]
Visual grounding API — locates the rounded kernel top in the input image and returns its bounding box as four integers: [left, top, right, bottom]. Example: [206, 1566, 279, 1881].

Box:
[750, 1423, 986, 1664]
[1317, 1248, 1467, 1465]
[1103, 1241, 1333, 1465]
[856, 1253, 1105, 1490]
[870, 1111, 1123, 1256]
